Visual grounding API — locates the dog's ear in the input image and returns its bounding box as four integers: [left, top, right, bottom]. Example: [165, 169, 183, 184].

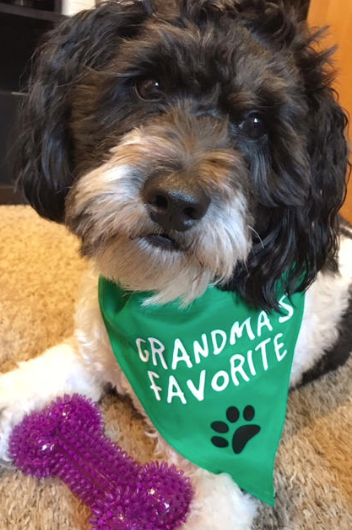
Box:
[279, 41, 349, 304]
[244, 2, 349, 270]
[15, 0, 153, 223]
[298, 42, 349, 267]
[240, 32, 348, 310]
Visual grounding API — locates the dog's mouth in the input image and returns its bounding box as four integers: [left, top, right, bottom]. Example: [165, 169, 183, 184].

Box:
[142, 233, 180, 251]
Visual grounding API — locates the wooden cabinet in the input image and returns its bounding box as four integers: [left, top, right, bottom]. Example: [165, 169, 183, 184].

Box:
[308, 0, 352, 223]
[0, 6, 65, 204]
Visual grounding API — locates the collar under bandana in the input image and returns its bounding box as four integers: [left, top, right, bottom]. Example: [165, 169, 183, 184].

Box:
[99, 277, 305, 505]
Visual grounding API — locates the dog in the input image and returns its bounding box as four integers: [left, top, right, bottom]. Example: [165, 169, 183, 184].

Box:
[1, 0, 352, 528]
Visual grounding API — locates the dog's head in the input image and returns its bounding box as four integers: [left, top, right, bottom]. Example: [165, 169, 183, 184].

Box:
[16, 0, 349, 308]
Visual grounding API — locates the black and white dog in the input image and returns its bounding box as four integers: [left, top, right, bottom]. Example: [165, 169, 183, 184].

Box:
[1, 1, 352, 528]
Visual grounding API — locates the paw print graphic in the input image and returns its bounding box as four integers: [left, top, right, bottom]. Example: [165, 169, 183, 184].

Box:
[210, 405, 261, 454]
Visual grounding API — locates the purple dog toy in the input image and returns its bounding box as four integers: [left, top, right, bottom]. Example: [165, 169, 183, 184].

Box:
[9, 394, 193, 530]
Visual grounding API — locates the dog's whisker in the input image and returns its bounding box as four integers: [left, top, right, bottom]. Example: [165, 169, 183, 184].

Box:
[248, 226, 264, 249]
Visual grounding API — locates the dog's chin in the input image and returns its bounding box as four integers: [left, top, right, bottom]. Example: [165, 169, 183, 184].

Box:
[93, 232, 213, 306]
[86, 207, 252, 305]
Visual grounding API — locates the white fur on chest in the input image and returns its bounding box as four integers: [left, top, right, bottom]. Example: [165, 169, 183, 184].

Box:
[291, 235, 352, 385]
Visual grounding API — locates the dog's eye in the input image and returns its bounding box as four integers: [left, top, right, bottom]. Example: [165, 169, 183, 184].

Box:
[239, 113, 267, 140]
[136, 78, 163, 101]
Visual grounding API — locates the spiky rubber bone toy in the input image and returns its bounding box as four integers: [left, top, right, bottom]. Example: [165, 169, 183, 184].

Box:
[9, 394, 193, 530]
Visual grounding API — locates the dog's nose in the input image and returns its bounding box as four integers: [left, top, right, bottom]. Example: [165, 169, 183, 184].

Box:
[143, 176, 210, 232]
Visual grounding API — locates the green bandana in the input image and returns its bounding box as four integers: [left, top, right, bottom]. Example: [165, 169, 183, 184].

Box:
[99, 277, 305, 505]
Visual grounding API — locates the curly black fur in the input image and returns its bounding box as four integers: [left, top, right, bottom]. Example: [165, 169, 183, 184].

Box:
[15, 0, 349, 310]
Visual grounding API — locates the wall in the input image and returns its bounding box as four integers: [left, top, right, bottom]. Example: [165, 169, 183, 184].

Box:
[308, 0, 352, 223]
